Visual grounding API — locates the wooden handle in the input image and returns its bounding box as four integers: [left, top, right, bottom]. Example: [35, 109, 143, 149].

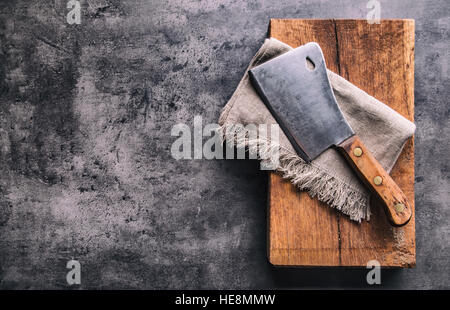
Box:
[337, 135, 412, 226]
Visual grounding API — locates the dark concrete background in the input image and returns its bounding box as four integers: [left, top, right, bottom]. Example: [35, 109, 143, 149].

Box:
[0, 0, 448, 289]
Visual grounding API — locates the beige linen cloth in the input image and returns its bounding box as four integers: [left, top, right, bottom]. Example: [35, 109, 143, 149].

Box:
[218, 38, 415, 222]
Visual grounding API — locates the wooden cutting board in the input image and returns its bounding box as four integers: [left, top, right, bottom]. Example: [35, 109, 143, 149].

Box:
[268, 19, 415, 267]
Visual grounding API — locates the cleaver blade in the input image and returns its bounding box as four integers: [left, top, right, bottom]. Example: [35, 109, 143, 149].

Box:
[249, 42, 353, 162]
[249, 42, 412, 227]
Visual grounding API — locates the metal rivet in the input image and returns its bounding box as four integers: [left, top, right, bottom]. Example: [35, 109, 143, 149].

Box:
[353, 147, 363, 157]
[373, 176, 383, 185]
[394, 203, 405, 213]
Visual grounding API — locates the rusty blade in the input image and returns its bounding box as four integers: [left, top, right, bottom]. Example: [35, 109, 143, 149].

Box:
[249, 42, 354, 162]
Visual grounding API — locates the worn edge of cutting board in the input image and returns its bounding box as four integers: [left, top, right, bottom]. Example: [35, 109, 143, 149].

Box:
[268, 19, 415, 267]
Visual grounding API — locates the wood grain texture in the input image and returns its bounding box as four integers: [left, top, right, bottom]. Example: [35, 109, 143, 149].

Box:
[268, 19, 415, 267]
[338, 135, 412, 226]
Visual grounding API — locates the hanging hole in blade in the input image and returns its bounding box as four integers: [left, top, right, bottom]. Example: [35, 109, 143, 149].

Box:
[306, 56, 315, 71]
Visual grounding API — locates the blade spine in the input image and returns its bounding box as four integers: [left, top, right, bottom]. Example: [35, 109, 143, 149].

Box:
[315, 45, 356, 136]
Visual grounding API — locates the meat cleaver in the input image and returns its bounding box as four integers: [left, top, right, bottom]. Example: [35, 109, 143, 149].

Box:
[249, 42, 412, 226]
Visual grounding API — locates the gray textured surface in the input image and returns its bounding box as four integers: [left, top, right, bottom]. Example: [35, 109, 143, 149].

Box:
[0, 0, 448, 289]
